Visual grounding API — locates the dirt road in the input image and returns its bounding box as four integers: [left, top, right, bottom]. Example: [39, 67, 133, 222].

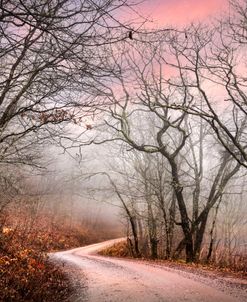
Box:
[52, 239, 246, 302]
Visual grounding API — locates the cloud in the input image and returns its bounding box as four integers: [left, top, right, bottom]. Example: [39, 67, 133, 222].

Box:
[142, 0, 227, 26]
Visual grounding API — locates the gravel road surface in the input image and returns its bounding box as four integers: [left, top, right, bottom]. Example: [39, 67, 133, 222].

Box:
[51, 239, 247, 302]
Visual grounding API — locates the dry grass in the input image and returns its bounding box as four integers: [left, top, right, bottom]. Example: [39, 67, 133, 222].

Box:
[100, 241, 247, 279]
[99, 240, 131, 257]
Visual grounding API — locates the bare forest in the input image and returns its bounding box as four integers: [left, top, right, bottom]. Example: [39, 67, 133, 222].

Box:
[0, 0, 247, 301]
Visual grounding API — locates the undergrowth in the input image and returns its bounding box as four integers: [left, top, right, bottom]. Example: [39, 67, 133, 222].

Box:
[99, 240, 247, 278]
[0, 207, 121, 301]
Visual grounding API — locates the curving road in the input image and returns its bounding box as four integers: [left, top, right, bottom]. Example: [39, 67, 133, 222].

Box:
[52, 239, 245, 302]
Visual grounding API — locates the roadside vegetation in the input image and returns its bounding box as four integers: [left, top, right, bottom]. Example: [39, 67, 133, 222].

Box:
[99, 240, 247, 278]
[0, 197, 121, 301]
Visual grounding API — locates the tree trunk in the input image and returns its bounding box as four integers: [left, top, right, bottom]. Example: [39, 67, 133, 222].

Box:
[207, 200, 220, 262]
[147, 202, 158, 259]
[169, 158, 194, 262]
[167, 192, 176, 258]
[129, 215, 141, 257]
[150, 238, 158, 259]
[194, 210, 209, 261]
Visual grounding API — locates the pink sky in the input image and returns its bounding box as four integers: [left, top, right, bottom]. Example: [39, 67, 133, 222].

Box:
[141, 0, 227, 26]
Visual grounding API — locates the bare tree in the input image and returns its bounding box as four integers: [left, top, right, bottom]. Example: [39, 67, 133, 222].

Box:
[0, 0, 136, 167]
[154, 3, 247, 169]
[53, 1, 247, 264]
[80, 36, 245, 262]
[127, 149, 176, 259]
